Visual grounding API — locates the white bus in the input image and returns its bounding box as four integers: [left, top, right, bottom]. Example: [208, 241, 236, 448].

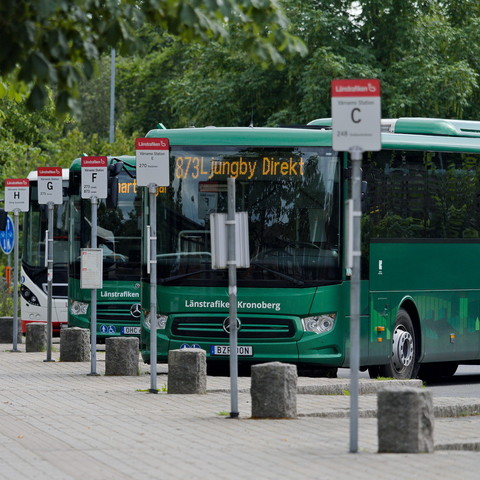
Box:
[20, 169, 69, 334]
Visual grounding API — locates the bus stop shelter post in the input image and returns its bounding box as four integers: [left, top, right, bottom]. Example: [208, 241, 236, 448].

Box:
[149, 183, 158, 393]
[89, 196, 99, 375]
[10, 209, 20, 352]
[349, 147, 363, 453]
[227, 177, 239, 418]
[44, 201, 55, 362]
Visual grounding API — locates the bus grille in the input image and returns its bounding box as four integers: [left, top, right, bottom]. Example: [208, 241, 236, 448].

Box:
[97, 302, 140, 324]
[171, 317, 295, 339]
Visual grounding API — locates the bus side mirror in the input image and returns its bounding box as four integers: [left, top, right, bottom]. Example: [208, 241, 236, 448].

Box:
[106, 161, 124, 208]
[0, 209, 7, 231]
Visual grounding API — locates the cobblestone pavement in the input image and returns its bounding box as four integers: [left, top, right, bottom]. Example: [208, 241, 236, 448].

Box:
[1, 342, 480, 479]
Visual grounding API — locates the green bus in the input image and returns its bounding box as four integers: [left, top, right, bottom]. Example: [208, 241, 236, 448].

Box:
[68, 156, 143, 339]
[139, 118, 480, 379]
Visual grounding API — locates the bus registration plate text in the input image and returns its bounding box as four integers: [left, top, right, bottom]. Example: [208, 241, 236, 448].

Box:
[211, 345, 253, 356]
[121, 326, 141, 335]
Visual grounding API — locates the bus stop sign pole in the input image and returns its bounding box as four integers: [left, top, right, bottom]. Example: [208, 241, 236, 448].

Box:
[81, 157, 108, 375]
[4, 178, 30, 352]
[331, 78, 381, 453]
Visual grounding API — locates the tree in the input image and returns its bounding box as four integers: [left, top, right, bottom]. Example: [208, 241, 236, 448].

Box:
[0, 0, 306, 114]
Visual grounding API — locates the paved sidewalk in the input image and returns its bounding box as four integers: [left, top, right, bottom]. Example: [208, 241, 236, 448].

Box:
[1, 342, 480, 479]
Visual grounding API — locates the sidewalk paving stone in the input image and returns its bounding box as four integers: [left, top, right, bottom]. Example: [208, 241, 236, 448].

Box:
[1, 343, 479, 479]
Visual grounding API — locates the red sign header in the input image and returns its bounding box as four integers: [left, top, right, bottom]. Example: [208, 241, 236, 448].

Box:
[135, 138, 169, 150]
[37, 167, 62, 176]
[5, 178, 29, 187]
[81, 156, 108, 168]
[331, 79, 381, 97]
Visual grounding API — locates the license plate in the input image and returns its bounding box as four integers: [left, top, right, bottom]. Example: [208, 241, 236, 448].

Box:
[121, 326, 141, 335]
[210, 345, 253, 356]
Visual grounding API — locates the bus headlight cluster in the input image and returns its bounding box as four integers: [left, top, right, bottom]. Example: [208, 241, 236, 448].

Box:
[302, 314, 336, 334]
[70, 300, 89, 315]
[144, 312, 168, 330]
[20, 285, 40, 306]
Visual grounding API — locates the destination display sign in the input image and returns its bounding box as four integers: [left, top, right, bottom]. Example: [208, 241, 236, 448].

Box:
[174, 155, 307, 180]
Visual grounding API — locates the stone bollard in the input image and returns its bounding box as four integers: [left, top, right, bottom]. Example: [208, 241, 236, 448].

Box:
[105, 337, 139, 375]
[0, 316, 22, 344]
[168, 348, 207, 394]
[251, 362, 297, 418]
[26, 322, 47, 352]
[377, 387, 434, 453]
[60, 327, 90, 362]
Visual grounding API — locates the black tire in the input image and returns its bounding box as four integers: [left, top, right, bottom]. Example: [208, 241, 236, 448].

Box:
[379, 308, 419, 379]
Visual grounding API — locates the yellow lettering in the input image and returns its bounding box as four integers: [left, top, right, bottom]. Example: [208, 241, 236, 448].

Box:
[248, 161, 257, 179]
[262, 157, 271, 175]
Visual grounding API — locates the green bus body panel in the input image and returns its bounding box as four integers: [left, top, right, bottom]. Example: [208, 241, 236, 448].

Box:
[68, 278, 141, 338]
[370, 240, 480, 363]
[140, 284, 360, 367]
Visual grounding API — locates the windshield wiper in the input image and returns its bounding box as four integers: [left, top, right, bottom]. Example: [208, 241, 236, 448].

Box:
[250, 262, 304, 286]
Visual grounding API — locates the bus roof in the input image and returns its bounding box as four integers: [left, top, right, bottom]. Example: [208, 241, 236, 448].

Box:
[69, 155, 136, 171]
[145, 122, 480, 154]
[27, 168, 69, 181]
[308, 117, 480, 137]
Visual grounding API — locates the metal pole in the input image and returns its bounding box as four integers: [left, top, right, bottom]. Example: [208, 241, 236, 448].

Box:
[44, 202, 54, 362]
[149, 184, 158, 393]
[109, 48, 116, 144]
[89, 197, 99, 375]
[227, 177, 239, 418]
[349, 147, 363, 453]
[11, 210, 20, 352]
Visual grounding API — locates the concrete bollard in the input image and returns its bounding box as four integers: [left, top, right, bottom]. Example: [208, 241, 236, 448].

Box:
[105, 337, 139, 375]
[168, 348, 207, 394]
[26, 322, 47, 352]
[60, 327, 90, 362]
[251, 362, 297, 418]
[0, 316, 22, 344]
[377, 387, 434, 453]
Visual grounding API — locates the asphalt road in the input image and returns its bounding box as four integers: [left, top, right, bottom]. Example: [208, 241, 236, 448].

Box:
[337, 364, 480, 398]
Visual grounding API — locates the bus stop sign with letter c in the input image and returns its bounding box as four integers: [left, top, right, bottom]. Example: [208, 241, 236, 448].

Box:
[331, 78, 381, 152]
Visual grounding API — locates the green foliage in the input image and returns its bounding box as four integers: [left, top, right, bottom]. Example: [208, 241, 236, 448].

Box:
[0, 0, 305, 115]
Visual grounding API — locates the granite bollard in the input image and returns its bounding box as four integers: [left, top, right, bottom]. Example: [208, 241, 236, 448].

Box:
[105, 337, 139, 376]
[60, 327, 90, 362]
[26, 322, 47, 352]
[0, 316, 22, 344]
[251, 362, 297, 418]
[168, 348, 207, 394]
[378, 386, 434, 453]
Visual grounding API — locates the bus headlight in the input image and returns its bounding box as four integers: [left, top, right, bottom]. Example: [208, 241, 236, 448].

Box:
[70, 300, 89, 315]
[144, 312, 168, 330]
[20, 285, 40, 306]
[302, 314, 336, 334]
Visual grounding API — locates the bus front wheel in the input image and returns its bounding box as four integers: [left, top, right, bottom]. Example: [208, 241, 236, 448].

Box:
[380, 308, 419, 380]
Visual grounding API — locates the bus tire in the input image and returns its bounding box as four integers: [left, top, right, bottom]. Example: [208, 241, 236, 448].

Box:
[380, 308, 419, 379]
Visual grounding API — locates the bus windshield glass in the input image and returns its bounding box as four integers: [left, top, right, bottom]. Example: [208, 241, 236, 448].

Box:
[70, 169, 141, 281]
[23, 182, 69, 269]
[155, 146, 341, 287]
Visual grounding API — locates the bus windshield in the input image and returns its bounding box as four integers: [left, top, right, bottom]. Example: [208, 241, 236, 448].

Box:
[22, 181, 69, 296]
[155, 146, 341, 287]
[70, 169, 141, 281]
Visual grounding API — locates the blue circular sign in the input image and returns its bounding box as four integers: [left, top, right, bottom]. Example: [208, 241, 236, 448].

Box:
[0, 216, 14, 255]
